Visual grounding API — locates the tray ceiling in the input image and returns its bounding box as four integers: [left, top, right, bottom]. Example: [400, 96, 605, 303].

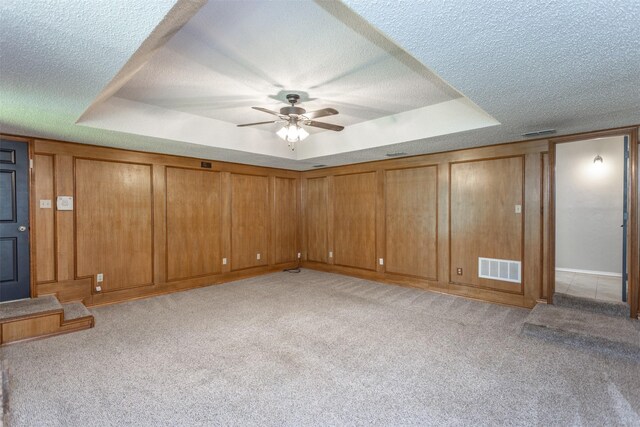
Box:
[1, 0, 638, 170]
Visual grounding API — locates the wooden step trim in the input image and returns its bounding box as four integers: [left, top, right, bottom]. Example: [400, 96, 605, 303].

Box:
[0, 310, 94, 346]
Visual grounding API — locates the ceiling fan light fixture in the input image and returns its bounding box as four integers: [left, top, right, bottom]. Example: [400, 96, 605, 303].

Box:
[239, 93, 342, 151]
[277, 122, 309, 150]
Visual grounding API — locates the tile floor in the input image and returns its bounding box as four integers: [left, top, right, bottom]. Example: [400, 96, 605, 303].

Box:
[555, 270, 624, 302]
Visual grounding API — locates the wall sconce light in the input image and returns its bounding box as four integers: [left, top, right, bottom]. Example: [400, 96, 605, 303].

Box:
[593, 154, 603, 164]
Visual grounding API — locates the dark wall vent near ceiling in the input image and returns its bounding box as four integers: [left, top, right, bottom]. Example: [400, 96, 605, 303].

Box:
[386, 152, 408, 157]
[521, 129, 556, 138]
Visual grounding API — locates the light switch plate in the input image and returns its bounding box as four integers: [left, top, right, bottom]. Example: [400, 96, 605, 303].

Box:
[515, 204, 522, 214]
[379, 258, 384, 265]
[96, 273, 103, 282]
[222, 258, 227, 265]
[329, 251, 333, 258]
[39, 199, 52, 208]
[256, 253, 261, 260]
[57, 196, 73, 211]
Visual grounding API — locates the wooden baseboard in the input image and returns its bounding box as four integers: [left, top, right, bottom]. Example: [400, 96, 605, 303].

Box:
[36, 262, 298, 308]
[301, 261, 537, 309]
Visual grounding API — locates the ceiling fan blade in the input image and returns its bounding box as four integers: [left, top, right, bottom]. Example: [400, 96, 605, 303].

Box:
[252, 106, 283, 117]
[302, 108, 339, 120]
[237, 120, 278, 127]
[304, 120, 344, 132]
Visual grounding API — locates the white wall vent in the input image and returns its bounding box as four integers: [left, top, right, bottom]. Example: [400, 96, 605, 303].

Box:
[478, 258, 521, 283]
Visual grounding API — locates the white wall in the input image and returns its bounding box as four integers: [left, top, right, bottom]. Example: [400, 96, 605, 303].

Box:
[556, 136, 625, 274]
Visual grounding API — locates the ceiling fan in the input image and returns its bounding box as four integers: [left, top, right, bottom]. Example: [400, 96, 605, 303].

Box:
[237, 94, 344, 150]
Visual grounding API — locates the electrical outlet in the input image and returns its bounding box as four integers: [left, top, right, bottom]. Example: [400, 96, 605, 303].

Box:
[515, 204, 522, 214]
[222, 257, 227, 265]
[95, 285, 102, 292]
[297, 252, 301, 259]
[329, 251, 333, 258]
[456, 268, 463, 275]
[379, 258, 384, 266]
[39, 199, 52, 208]
[256, 253, 261, 260]
[96, 273, 104, 282]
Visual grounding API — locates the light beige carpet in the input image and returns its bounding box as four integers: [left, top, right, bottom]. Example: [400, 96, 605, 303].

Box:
[2, 270, 639, 426]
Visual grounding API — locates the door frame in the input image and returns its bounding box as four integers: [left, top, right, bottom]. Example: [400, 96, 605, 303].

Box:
[548, 126, 639, 318]
[1, 135, 35, 300]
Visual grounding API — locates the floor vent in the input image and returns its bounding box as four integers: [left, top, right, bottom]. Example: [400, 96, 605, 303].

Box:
[478, 258, 521, 283]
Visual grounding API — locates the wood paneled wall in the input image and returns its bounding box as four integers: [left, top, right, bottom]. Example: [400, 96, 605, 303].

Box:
[333, 172, 377, 270]
[13, 126, 638, 313]
[450, 157, 523, 294]
[273, 177, 298, 264]
[231, 174, 269, 271]
[385, 166, 438, 280]
[75, 159, 154, 292]
[27, 138, 299, 306]
[304, 177, 328, 263]
[301, 141, 549, 308]
[33, 154, 55, 283]
[166, 167, 221, 281]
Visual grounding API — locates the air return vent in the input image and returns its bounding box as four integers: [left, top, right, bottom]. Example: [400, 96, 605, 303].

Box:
[478, 258, 521, 283]
[521, 129, 556, 138]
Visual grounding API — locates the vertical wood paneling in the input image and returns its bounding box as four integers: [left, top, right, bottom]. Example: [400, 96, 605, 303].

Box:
[375, 170, 385, 273]
[34, 154, 56, 283]
[55, 155, 74, 282]
[166, 167, 221, 280]
[273, 177, 297, 264]
[333, 172, 376, 270]
[75, 159, 153, 291]
[541, 153, 550, 300]
[220, 172, 232, 273]
[231, 173, 269, 271]
[524, 154, 541, 302]
[153, 165, 166, 284]
[305, 177, 328, 263]
[450, 157, 524, 293]
[385, 166, 438, 279]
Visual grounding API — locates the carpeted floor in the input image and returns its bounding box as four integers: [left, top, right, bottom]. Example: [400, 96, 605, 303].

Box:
[2, 270, 639, 426]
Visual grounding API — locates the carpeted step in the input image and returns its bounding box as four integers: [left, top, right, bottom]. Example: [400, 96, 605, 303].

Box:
[0, 295, 61, 322]
[61, 302, 92, 322]
[522, 304, 640, 360]
[553, 292, 629, 318]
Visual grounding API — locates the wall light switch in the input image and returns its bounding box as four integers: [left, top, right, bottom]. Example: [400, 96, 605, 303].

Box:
[329, 251, 333, 258]
[256, 253, 261, 260]
[96, 273, 104, 282]
[379, 258, 384, 266]
[222, 258, 227, 265]
[39, 199, 52, 209]
[515, 204, 522, 214]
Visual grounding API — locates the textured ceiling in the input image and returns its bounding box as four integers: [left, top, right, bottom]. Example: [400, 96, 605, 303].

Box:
[115, 0, 460, 128]
[79, 0, 496, 161]
[1, 0, 639, 170]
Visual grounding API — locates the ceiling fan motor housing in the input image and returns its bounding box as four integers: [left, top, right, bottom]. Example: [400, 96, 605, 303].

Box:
[280, 106, 306, 116]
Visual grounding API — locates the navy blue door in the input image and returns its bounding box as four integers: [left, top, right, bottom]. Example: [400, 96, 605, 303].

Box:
[0, 139, 30, 302]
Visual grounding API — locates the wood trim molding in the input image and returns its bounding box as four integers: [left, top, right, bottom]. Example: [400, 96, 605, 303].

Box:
[549, 128, 639, 317]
